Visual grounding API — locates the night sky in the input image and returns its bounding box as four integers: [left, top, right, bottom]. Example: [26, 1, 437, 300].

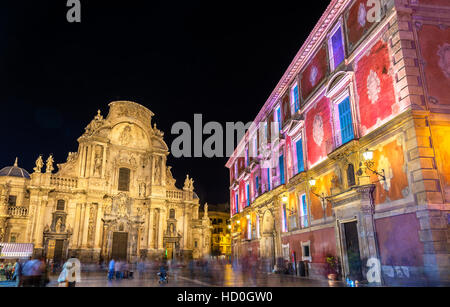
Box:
[0, 0, 329, 205]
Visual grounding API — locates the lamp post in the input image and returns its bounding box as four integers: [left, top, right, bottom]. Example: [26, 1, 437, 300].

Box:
[361, 149, 386, 182]
[308, 178, 331, 222]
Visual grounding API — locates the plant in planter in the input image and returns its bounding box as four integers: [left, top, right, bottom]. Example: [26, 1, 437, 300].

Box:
[326, 255, 340, 280]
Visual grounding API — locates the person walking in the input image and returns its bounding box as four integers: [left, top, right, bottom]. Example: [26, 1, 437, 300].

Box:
[12, 260, 21, 287]
[58, 259, 81, 287]
[108, 259, 115, 281]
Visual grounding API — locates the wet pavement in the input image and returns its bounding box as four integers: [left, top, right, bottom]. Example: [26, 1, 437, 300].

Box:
[42, 265, 344, 287]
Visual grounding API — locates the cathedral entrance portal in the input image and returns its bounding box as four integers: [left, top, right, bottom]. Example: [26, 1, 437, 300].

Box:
[112, 232, 128, 261]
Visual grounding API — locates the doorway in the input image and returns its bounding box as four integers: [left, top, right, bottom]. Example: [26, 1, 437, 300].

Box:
[112, 232, 128, 261]
[342, 221, 363, 280]
[53, 240, 65, 263]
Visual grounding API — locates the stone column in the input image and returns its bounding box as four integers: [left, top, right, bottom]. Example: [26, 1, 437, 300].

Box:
[94, 204, 103, 248]
[158, 209, 165, 250]
[81, 204, 90, 248]
[147, 208, 154, 249]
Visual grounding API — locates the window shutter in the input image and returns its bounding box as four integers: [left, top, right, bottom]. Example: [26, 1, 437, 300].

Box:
[296, 139, 304, 173]
[279, 155, 285, 185]
[339, 97, 354, 144]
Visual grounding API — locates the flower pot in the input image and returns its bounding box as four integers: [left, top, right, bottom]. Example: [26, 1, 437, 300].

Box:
[327, 273, 338, 281]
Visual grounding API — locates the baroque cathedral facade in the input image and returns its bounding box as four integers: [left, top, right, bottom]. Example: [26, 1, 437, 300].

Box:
[0, 101, 211, 263]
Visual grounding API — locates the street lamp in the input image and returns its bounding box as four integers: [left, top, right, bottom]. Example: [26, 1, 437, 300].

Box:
[362, 148, 386, 181]
[308, 178, 330, 203]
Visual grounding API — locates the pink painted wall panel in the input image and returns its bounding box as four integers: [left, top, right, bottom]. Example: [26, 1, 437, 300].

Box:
[375, 213, 424, 267]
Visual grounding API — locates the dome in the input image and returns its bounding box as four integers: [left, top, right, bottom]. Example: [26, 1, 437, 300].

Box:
[0, 158, 31, 179]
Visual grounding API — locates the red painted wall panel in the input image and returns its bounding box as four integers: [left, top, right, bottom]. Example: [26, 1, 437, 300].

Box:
[305, 96, 332, 168]
[417, 24, 450, 106]
[345, 0, 376, 51]
[355, 40, 397, 135]
[281, 227, 337, 263]
[300, 45, 329, 101]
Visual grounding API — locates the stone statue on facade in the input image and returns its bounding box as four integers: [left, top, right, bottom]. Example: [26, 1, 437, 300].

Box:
[153, 123, 164, 138]
[154, 156, 161, 185]
[84, 110, 104, 136]
[46, 155, 54, 174]
[34, 155, 44, 173]
[55, 218, 62, 233]
[184, 175, 190, 190]
[93, 146, 103, 177]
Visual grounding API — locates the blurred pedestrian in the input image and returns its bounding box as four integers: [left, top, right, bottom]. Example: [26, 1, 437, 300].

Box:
[108, 259, 115, 280]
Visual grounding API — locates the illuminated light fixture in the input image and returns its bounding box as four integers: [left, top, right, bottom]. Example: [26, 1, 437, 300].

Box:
[362, 149, 374, 161]
[309, 178, 329, 203]
[228, 225, 231, 229]
[282, 196, 288, 203]
[236, 220, 240, 224]
[361, 148, 386, 182]
[246, 214, 251, 219]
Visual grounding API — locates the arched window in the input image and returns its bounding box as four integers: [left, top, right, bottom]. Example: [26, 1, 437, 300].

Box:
[118, 168, 131, 191]
[169, 209, 175, 219]
[347, 164, 356, 187]
[56, 199, 65, 211]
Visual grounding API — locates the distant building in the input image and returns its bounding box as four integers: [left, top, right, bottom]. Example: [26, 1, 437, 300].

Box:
[0, 101, 211, 263]
[226, 0, 450, 285]
[200, 203, 231, 257]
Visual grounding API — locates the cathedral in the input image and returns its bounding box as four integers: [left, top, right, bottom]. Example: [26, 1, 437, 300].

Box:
[0, 101, 211, 263]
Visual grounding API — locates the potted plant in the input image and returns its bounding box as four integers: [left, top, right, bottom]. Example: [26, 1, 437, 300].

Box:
[326, 255, 339, 281]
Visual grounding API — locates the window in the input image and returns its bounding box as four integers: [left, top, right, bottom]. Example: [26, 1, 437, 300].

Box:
[247, 219, 252, 240]
[56, 199, 65, 211]
[347, 164, 356, 187]
[267, 168, 271, 191]
[246, 183, 250, 207]
[293, 138, 305, 174]
[338, 96, 354, 145]
[328, 23, 345, 71]
[290, 83, 300, 114]
[8, 195, 17, 206]
[169, 209, 175, 219]
[255, 176, 259, 196]
[245, 147, 249, 167]
[194, 241, 198, 248]
[299, 194, 309, 228]
[256, 215, 260, 238]
[278, 154, 285, 185]
[275, 106, 282, 132]
[282, 203, 288, 233]
[118, 168, 131, 191]
[301, 241, 312, 261]
[252, 136, 258, 158]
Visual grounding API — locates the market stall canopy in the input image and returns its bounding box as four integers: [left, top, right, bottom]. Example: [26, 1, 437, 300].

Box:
[0, 243, 34, 259]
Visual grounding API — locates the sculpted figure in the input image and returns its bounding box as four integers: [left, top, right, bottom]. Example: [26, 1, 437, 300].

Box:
[34, 155, 44, 173]
[55, 218, 62, 233]
[46, 155, 54, 173]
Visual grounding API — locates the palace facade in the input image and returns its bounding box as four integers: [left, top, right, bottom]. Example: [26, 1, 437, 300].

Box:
[226, 0, 449, 285]
[0, 101, 211, 263]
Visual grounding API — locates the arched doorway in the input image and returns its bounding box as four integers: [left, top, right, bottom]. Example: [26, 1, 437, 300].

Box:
[260, 210, 275, 271]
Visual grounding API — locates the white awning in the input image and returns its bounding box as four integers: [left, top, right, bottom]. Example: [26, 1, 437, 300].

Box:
[0, 243, 34, 259]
